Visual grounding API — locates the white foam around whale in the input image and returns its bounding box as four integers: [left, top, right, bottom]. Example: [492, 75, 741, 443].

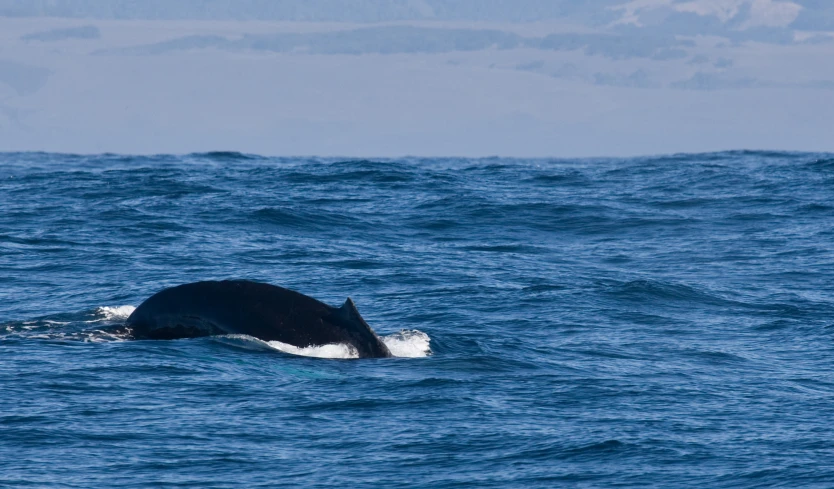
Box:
[381, 329, 432, 358]
[95, 305, 136, 321]
[258, 329, 432, 359]
[267, 329, 433, 359]
[267, 340, 360, 359]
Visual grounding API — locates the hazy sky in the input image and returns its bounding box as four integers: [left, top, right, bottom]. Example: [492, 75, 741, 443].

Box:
[1, 0, 832, 156]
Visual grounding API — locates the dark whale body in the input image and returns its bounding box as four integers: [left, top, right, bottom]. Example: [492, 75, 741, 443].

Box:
[125, 280, 392, 358]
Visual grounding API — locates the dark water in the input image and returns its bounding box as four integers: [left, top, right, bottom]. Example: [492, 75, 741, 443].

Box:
[2, 151, 834, 487]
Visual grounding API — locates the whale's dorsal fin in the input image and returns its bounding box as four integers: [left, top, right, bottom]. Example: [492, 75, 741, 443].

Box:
[337, 297, 361, 321]
[336, 297, 376, 334]
[333, 297, 392, 358]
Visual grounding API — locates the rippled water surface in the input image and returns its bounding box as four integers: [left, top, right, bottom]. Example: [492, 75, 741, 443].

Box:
[2, 151, 834, 487]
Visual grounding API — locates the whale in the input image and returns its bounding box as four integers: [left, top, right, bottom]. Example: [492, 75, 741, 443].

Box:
[124, 280, 392, 358]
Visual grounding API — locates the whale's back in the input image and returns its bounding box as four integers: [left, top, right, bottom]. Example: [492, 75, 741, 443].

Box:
[125, 280, 391, 358]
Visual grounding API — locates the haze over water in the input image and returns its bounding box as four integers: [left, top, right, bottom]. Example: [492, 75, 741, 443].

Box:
[2, 151, 833, 487]
[3, 0, 834, 156]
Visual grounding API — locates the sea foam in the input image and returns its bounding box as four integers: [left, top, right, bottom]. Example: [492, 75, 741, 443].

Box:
[267, 330, 432, 359]
[266, 330, 433, 359]
[267, 340, 360, 359]
[95, 305, 136, 321]
[381, 329, 432, 358]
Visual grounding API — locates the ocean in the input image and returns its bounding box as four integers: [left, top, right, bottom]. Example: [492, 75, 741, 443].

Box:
[1, 151, 833, 487]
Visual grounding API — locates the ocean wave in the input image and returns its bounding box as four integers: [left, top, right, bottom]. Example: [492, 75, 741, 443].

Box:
[2, 150, 834, 486]
[188, 151, 260, 161]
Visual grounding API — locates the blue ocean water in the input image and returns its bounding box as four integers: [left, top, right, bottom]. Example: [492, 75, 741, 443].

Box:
[1, 151, 833, 487]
